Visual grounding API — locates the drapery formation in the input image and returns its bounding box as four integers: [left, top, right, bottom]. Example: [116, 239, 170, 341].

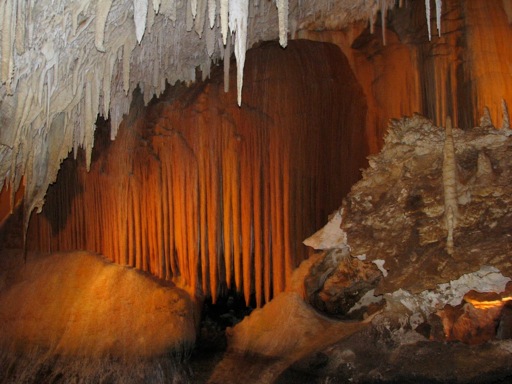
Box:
[26, 40, 368, 306]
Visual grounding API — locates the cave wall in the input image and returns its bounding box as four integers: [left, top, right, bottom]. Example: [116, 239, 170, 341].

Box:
[300, 0, 512, 152]
[25, 40, 368, 306]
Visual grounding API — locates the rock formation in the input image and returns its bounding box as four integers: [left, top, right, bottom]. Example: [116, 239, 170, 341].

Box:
[212, 113, 512, 383]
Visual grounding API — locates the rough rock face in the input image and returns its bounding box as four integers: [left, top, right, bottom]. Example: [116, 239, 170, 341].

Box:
[306, 114, 512, 320]
[281, 114, 512, 382]
[341, 114, 512, 295]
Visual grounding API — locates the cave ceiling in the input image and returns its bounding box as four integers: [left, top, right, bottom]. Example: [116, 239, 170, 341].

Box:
[0, 0, 440, 231]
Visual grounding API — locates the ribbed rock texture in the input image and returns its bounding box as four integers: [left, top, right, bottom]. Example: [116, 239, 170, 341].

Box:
[24, 40, 369, 306]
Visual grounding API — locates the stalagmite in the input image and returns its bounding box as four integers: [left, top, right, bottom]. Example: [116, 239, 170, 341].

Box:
[95, 0, 114, 52]
[229, 0, 249, 106]
[502, 99, 510, 130]
[480, 106, 493, 127]
[442, 116, 458, 255]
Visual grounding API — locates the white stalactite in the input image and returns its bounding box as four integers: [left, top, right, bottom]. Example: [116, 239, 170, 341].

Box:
[191, 0, 197, 19]
[221, 0, 229, 45]
[208, 0, 216, 29]
[1, 0, 15, 94]
[153, 0, 161, 13]
[15, 0, 26, 55]
[95, 0, 114, 52]
[195, 0, 207, 37]
[134, 0, 148, 43]
[276, 0, 288, 48]
[123, 35, 136, 95]
[436, 0, 442, 36]
[425, 0, 431, 41]
[229, 0, 249, 106]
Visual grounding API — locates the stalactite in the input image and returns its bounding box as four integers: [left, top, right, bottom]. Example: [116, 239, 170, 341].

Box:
[15, 0, 26, 55]
[194, 0, 207, 38]
[425, 0, 431, 41]
[442, 116, 458, 255]
[223, 32, 231, 93]
[276, 0, 289, 48]
[229, 0, 249, 106]
[208, 0, 216, 29]
[1, 0, 15, 94]
[147, 2, 156, 33]
[221, 0, 229, 45]
[95, 0, 114, 52]
[134, 0, 149, 43]
[153, 0, 161, 13]
[436, 0, 442, 37]
[205, 18, 215, 57]
[123, 36, 136, 95]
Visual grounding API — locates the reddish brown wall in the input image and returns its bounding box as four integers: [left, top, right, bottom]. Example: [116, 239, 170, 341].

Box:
[301, 0, 512, 152]
[27, 40, 368, 306]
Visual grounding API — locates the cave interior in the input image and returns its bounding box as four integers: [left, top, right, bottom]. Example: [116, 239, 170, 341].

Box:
[1, 0, 512, 383]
